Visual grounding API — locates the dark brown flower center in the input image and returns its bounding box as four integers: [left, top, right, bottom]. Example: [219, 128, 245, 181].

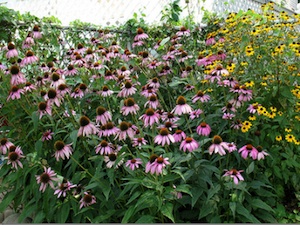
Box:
[175, 129, 182, 134]
[120, 121, 129, 131]
[100, 140, 108, 147]
[200, 122, 207, 127]
[40, 173, 50, 183]
[79, 83, 87, 91]
[146, 108, 155, 116]
[79, 116, 90, 127]
[159, 128, 169, 136]
[197, 91, 204, 97]
[246, 144, 253, 150]
[47, 89, 57, 99]
[149, 95, 157, 102]
[121, 66, 127, 71]
[10, 65, 20, 75]
[108, 153, 116, 161]
[38, 102, 47, 110]
[124, 98, 135, 107]
[26, 50, 34, 57]
[176, 96, 186, 105]
[212, 135, 223, 144]
[185, 137, 193, 143]
[131, 159, 137, 163]
[156, 157, 164, 164]
[54, 141, 65, 151]
[8, 42, 15, 50]
[33, 25, 40, 32]
[150, 154, 158, 163]
[11, 86, 19, 92]
[102, 86, 109, 91]
[124, 81, 132, 89]
[105, 122, 114, 130]
[9, 145, 16, 152]
[67, 64, 74, 71]
[86, 48, 93, 54]
[96, 106, 106, 115]
[58, 84, 67, 91]
[0, 138, 8, 145]
[83, 194, 92, 203]
[51, 72, 60, 81]
[8, 152, 18, 161]
[47, 61, 54, 68]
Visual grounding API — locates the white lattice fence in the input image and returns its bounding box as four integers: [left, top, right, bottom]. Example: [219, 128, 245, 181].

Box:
[4, 0, 298, 26]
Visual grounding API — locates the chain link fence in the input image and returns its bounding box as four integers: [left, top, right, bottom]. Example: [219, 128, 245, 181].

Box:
[3, 0, 298, 27]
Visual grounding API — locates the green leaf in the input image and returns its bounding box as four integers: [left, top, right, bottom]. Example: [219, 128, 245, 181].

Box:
[251, 198, 274, 212]
[246, 161, 255, 174]
[31, 111, 39, 130]
[33, 211, 45, 223]
[229, 202, 236, 218]
[207, 184, 220, 200]
[59, 202, 70, 223]
[135, 215, 155, 223]
[160, 202, 175, 223]
[69, 129, 78, 148]
[126, 191, 141, 205]
[121, 206, 135, 223]
[236, 203, 260, 223]
[175, 184, 193, 196]
[198, 202, 214, 219]
[35, 140, 43, 152]
[0, 189, 17, 212]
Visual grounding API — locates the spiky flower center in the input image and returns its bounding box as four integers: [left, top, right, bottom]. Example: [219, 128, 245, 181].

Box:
[79, 116, 90, 127]
[77, 43, 84, 49]
[8, 42, 15, 50]
[108, 153, 117, 161]
[40, 173, 50, 183]
[33, 25, 40, 31]
[96, 106, 106, 115]
[102, 86, 109, 91]
[149, 95, 157, 102]
[175, 129, 182, 134]
[8, 152, 18, 161]
[137, 28, 144, 34]
[54, 141, 65, 151]
[86, 48, 93, 54]
[124, 98, 135, 107]
[150, 154, 158, 163]
[48, 89, 57, 99]
[197, 91, 204, 97]
[246, 144, 253, 150]
[38, 102, 47, 110]
[121, 66, 127, 71]
[165, 122, 172, 128]
[26, 50, 34, 57]
[58, 84, 67, 91]
[131, 159, 137, 163]
[10, 65, 20, 75]
[159, 128, 169, 136]
[231, 169, 238, 175]
[47, 61, 54, 68]
[0, 138, 8, 145]
[83, 194, 93, 203]
[142, 51, 148, 58]
[9, 145, 16, 152]
[105, 70, 112, 77]
[51, 72, 60, 81]
[176, 96, 186, 105]
[146, 108, 155, 116]
[100, 140, 108, 147]
[120, 121, 129, 131]
[156, 157, 164, 164]
[212, 135, 223, 144]
[200, 122, 207, 127]
[105, 122, 114, 130]
[79, 83, 87, 91]
[67, 64, 74, 71]
[256, 145, 263, 151]
[185, 137, 193, 143]
[11, 86, 19, 92]
[124, 81, 132, 89]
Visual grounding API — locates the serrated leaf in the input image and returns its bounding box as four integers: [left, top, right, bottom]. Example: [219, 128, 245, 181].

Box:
[161, 202, 174, 223]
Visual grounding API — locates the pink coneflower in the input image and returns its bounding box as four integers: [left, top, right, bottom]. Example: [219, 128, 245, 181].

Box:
[91, 62, 103, 70]
[47, 88, 61, 107]
[79, 192, 96, 209]
[95, 140, 114, 155]
[148, 60, 162, 69]
[222, 102, 237, 113]
[247, 103, 261, 114]
[144, 94, 161, 109]
[22, 33, 35, 49]
[64, 64, 78, 76]
[42, 130, 54, 141]
[173, 129, 187, 142]
[196, 55, 212, 67]
[180, 137, 199, 152]
[104, 70, 116, 80]
[134, 28, 149, 41]
[227, 142, 237, 153]
[140, 108, 160, 127]
[117, 66, 131, 77]
[184, 84, 194, 91]
[117, 80, 137, 97]
[75, 43, 86, 54]
[54, 180, 76, 198]
[146, 155, 170, 175]
[115, 121, 135, 141]
[50, 72, 65, 89]
[53, 140, 73, 161]
[24, 82, 36, 92]
[222, 113, 235, 120]
[121, 98, 140, 116]
[38, 101, 52, 119]
[132, 137, 148, 148]
[223, 169, 244, 185]
[95, 106, 112, 125]
[6, 42, 18, 59]
[189, 109, 202, 120]
[161, 112, 180, 123]
[176, 26, 190, 36]
[179, 51, 193, 62]
[32, 25, 42, 39]
[77, 116, 98, 137]
[192, 90, 210, 103]
[154, 128, 175, 146]
[208, 135, 229, 156]
[172, 96, 193, 115]
[56, 84, 70, 98]
[100, 85, 114, 97]
[212, 65, 229, 76]
[256, 145, 269, 160]
[196, 122, 211, 136]
[21, 50, 39, 66]
[10, 65, 26, 86]
[158, 121, 178, 131]
[238, 144, 258, 160]
[132, 40, 144, 48]
[0, 138, 14, 155]
[104, 152, 124, 168]
[141, 85, 157, 98]
[205, 37, 216, 45]
[147, 77, 160, 89]
[238, 90, 253, 102]
[7, 85, 24, 101]
[125, 158, 143, 170]
[99, 122, 118, 137]
[231, 119, 243, 130]
[70, 83, 87, 98]
[36, 167, 58, 192]
[221, 77, 239, 88]
[6, 146, 24, 169]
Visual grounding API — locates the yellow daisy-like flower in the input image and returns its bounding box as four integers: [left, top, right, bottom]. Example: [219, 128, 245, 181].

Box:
[295, 115, 300, 121]
[244, 80, 254, 88]
[261, 82, 267, 86]
[226, 63, 235, 72]
[285, 128, 292, 133]
[285, 134, 296, 143]
[248, 115, 256, 121]
[275, 135, 282, 141]
[245, 46, 254, 56]
[277, 111, 283, 116]
[241, 126, 249, 133]
[269, 106, 277, 112]
[267, 111, 276, 119]
[294, 139, 300, 145]
[257, 106, 266, 115]
[240, 61, 248, 66]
